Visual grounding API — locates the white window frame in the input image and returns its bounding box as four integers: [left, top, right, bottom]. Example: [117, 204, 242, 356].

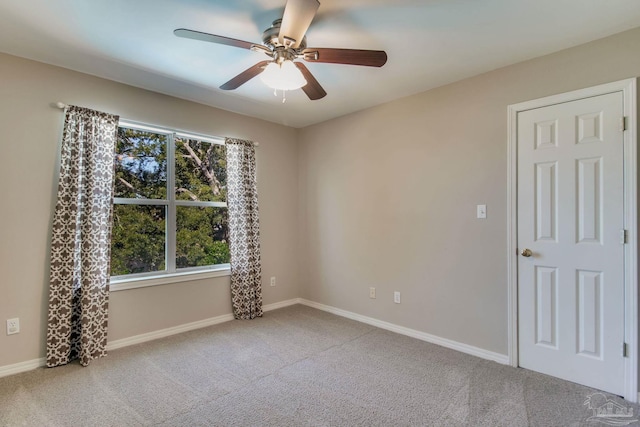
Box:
[110, 120, 230, 291]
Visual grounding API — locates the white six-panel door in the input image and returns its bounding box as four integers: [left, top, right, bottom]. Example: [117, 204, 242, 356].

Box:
[517, 92, 625, 395]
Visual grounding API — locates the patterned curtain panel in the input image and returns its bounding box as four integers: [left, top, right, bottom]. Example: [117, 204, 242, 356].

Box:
[225, 138, 263, 319]
[46, 106, 119, 367]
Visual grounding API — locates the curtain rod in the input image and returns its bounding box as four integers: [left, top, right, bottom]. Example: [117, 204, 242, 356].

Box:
[53, 102, 259, 147]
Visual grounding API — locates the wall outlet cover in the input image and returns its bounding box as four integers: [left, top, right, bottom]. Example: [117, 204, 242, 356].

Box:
[7, 318, 19, 335]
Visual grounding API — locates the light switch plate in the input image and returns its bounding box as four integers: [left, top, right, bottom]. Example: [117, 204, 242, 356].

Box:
[477, 204, 487, 219]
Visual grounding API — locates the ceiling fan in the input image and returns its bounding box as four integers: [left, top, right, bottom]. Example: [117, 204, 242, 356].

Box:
[174, 0, 387, 101]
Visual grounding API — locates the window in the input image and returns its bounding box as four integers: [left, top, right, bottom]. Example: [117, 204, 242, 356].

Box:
[110, 123, 229, 281]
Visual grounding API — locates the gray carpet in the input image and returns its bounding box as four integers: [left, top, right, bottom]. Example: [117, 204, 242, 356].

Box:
[1, 304, 638, 426]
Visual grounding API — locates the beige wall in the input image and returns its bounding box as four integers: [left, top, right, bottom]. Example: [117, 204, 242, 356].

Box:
[298, 27, 640, 355]
[0, 53, 299, 367]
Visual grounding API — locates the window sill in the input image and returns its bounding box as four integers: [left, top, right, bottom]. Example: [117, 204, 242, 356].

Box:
[110, 267, 230, 292]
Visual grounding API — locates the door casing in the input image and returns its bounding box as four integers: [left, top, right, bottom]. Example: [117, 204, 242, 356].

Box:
[507, 78, 638, 402]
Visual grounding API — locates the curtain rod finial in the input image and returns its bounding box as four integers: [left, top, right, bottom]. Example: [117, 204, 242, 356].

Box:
[54, 102, 67, 109]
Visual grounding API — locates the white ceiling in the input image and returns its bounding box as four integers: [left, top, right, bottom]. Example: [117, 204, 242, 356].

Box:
[1, 0, 639, 128]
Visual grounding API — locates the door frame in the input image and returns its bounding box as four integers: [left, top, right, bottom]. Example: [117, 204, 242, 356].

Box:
[507, 78, 638, 402]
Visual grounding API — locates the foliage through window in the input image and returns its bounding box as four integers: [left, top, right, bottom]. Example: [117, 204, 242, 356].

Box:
[111, 124, 229, 278]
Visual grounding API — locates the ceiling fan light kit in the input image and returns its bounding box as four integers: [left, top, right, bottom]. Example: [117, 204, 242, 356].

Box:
[174, 0, 387, 101]
[260, 60, 307, 91]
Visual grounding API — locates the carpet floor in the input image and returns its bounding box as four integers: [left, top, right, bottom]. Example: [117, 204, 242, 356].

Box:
[1, 304, 638, 426]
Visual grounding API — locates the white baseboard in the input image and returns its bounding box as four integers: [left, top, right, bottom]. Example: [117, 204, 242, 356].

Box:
[263, 298, 301, 312]
[106, 313, 235, 351]
[0, 297, 508, 378]
[0, 357, 46, 379]
[107, 298, 300, 351]
[298, 299, 510, 365]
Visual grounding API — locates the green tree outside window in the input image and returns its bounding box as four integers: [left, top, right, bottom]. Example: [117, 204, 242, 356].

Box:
[111, 127, 230, 277]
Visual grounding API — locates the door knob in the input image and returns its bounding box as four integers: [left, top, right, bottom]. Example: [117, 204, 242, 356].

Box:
[520, 248, 533, 257]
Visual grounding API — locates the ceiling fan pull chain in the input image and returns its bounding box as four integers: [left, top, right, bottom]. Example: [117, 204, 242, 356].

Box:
[273, 88, 287, 103]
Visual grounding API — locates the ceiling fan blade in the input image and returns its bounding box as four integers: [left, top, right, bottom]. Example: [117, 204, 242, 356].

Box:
[174, 28, 255, 50]
[295, 62, 326, 100]
[220, 61, 271, 90]
[303, 48, 387, 67]
[279, 0, 320, 48]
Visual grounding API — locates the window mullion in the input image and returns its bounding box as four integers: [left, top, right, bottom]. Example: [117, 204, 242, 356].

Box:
[166, 133, 177, 273]
[113, 198, 169, 206]
[175, 200, 227, 208]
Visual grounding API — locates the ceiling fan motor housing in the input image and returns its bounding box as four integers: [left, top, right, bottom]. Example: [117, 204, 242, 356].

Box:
[262, 19, 307, 64]
[263, 19, 307, 50]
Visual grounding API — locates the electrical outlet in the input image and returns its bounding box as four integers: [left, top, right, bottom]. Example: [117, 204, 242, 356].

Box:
[270, 276, 276, 287]
[6, 318, 19, 335]
[394, 292, 401, 304]
[369, 287, 376, 299]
